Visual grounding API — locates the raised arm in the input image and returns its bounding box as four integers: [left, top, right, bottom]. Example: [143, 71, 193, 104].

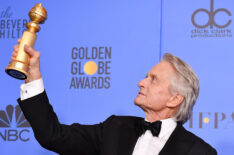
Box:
[12, 41, 104, 155]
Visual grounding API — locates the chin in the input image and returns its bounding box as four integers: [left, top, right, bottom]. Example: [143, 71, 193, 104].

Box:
[134, 98, 143, 107]
[133, 98, 138, 105]
[134, 98, 149, 112]
[134, 102, 147, 112]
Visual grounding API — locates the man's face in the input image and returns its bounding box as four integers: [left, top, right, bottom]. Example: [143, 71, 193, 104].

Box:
[134, 61, 176, 112]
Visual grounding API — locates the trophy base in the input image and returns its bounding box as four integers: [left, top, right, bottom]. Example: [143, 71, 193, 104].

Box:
[5, 61, 28, 80]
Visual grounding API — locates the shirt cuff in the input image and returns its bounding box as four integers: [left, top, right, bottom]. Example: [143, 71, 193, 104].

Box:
[20, 78, 45, 101]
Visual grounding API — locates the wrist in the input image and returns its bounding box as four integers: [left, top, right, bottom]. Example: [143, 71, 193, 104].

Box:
[25, 72, 42, 83]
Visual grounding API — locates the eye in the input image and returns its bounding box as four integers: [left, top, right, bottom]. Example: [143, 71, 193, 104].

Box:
[151, 75, 157, 83]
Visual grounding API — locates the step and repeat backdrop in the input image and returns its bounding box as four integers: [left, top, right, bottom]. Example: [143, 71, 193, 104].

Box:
[0, 0, 233, 154]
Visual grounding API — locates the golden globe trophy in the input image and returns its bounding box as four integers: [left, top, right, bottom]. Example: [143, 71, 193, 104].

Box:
[5, 3, 47, 80]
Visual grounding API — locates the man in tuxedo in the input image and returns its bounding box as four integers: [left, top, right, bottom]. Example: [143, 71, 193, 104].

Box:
[12, 41, 217, 155]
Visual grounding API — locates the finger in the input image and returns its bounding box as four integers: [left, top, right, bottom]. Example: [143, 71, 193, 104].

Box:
[12, 51, 17, 57]
[17, 38, 21, 44]
[34, 51, 41, 59]
[24, 45, 35, 57]
[13, 45, 19, 52]
[11, 56, 16, 61]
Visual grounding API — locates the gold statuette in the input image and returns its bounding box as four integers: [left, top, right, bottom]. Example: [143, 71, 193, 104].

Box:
[5, 3, 47, 80]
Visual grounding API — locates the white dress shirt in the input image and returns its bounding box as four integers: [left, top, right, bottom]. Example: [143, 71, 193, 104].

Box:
[20, 78, 177, 155]
[132, 118, 177, 155]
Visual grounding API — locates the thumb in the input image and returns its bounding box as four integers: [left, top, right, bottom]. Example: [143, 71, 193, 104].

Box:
[24, 44, 35, 57]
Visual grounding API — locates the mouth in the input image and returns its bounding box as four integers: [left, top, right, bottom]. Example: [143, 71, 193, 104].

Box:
[138, 91, 145, 96]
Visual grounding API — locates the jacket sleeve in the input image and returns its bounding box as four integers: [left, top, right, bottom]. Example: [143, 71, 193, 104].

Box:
[205, 148, 217, 155]
[17, 90, 114, 155]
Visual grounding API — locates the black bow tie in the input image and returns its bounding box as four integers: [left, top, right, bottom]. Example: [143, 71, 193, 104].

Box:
[136, 120, 162, 137]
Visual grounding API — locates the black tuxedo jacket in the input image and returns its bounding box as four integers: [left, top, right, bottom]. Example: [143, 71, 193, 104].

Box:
[18, 91, 217, 155]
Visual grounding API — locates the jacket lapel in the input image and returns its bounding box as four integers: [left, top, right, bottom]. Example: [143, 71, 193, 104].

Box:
[117, 117, 142, 155]
[159, 123, 195, 155]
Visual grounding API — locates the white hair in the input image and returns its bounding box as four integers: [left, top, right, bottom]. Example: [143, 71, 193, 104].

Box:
[162, 53, 199, 124]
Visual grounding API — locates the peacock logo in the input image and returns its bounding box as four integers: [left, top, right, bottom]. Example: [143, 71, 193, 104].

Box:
[0, 105, 30, 128]
[0, 105, 31, 141]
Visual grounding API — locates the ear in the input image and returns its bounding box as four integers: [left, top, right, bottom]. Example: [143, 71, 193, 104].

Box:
[166, 94, 184, 108]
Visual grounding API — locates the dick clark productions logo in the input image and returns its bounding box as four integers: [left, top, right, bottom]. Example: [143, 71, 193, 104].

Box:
[191, 0, 232, 38]
[70, 46, 111, 89]
[0, 105, 31, 142]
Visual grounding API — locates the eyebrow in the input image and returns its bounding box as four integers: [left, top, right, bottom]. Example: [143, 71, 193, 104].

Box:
[146, 72, 158, 80]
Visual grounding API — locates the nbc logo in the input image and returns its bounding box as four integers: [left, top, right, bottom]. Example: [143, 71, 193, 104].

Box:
[0, 105, 31, 142]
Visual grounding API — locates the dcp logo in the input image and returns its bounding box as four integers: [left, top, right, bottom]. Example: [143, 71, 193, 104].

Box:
[191, 0, 232, 29]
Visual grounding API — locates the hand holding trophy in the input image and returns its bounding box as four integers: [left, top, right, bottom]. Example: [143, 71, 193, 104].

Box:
[5, 3, 47, 80]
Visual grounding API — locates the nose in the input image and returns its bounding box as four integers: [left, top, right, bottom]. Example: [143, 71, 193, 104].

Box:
[138, 78, 146, 88]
